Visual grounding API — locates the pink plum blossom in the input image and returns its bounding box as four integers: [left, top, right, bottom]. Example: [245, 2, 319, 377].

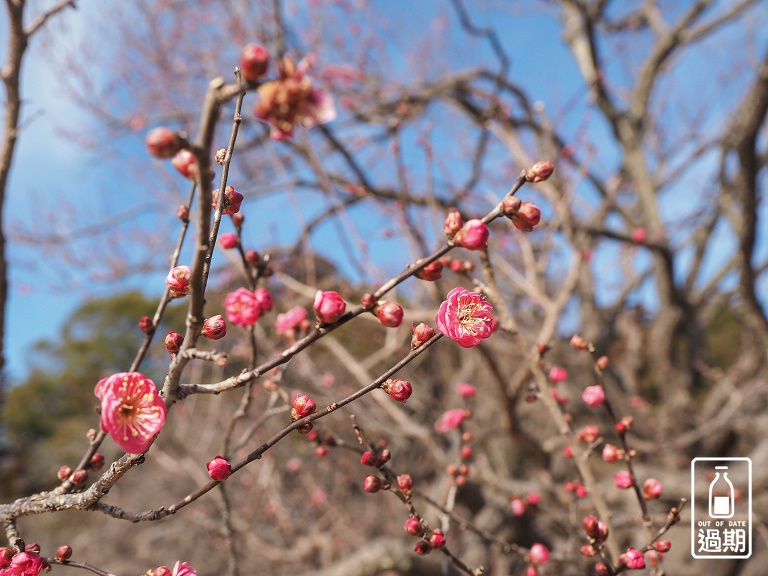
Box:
[219, 233, 238, 249]
[624, 548, 645, 570]
[254, 288, 273, 311]
[456, 382, 476, 398]
[276, 306, 307, 334]
[453, 219, 489, 251]
[529, 543, 550, 565]
[94, 372, 167, 454]
[642, 478, 663, 499]
[0, 552, 43, 576]
[166, 265, 192, 297]
[549, 367, 568, 383]
[435, 287, 493, 348]
[224, 288, 261, 327]
[614, 471, 633, 489]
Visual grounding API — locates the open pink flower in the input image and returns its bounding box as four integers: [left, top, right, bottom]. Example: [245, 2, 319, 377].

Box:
[95, 372, 167, 454]
[172, 562, 197, 576]
[435, 287, 493, 348]
[254, 288, 273, 311]
[276, 306, 307, 334]
[1, 552, 43, 576]
[255, 55, 336, 140]
[225, 288, 261, 327]
[582, 385, 605, 407]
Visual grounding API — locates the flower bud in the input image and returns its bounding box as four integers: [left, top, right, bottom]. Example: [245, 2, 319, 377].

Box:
[404, 517, 424, 537]
[89, 453, 105, 471]
[215, 148, 227, 164]
[501, 195, 522, 217]
[428, 529, 445, 548]
[219, 232, 238, 249]
[614, 470, 633, 489]
[24, 543, 40, 554]
[456, 382, 476, 398]
[382, 378, 412, 403]
[511, 498, 525, 516]
[202, 315, 227, 340]
[624, 548, 645, 570]
[291, 394, 317, 420]
[146, 127, 181, 159]
[315, 446, 328, 457]
[582, 385, 605, 407]
[596, 521, 609, 541]
[379, 449, 391, 463]
[414, 541, 432, 555]
[363, 474, 382, 493]
[574, 484, 588, 498]
[231, 213, 244, 228]
[245, 250, 261, 267]
[313, 290, 347, 324]
[529, 543, 550, 565]
[453, 218, 489, 251]
[631, 228, 647, 243]
[240, 44, 270, 82]
[177, 205, 190, 222]
[360, 293, 376, 308]
[164, 331, 184, 354]
[139, 315, 154, 334]
[580, 544, 596, 557]
[56, 545, 73, 561]
[444, 208, 463, 239]
[526, 492, 540, 506]
[596, 355, 609, 370]
[411, 322, 436, 349]
[642, 478, 663, 499]
[570, 334, 589, 350]
[166, 265, 192, 297]
[595, 563, 609, 576]
[460, 445, 473, 460]
[206, 455, 232, 481]
[58, 465, 73, 481]
[602, 443, 622, 462]
[549, 367, 568, 383]
[374, 301, 403, 327]
[577, 425, 599, 443]
[583, 515, 599, 538]
[449, 259, 464, 273]
[653, 540, 671, 552]
[360, 451, 379, 467]
[414, 260, 443, 281]
[212, 186, 244, 215]
[525, 160, 554, 183]
[509, 202, 541, 232]
[72, 469, 88, 485]
[397, 474, 413, 496]
[171, 149, 197, 179]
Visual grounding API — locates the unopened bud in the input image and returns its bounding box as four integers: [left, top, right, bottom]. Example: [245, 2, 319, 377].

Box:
[374, 301, 404, 327]
[570, 334, 590, 350]
[414, 260, 443, 281]
[0, 547, 14, 568]
[411, 322, 436, 349]
[397, 474, 413, 496]
[201, 315, 227, 340]
[602, 443, 623, 462]
[56, 545, 73, 561]
[583, 515, 599, 538]
[360, 293, 376, 308]
[164, 331, 184, 354]
[240, 44, 270, 82]
[58, 465, 73, 481]
[231, 213, 244, 228]
[363, 474, 382, 493]
[596, 355, 609, 370]
[404, 517, 424, 537]
[245, 250, 261, 267]
[453, 219, 489, 251]
[381, 378, 412, 403]
[214, 148, 227, 164]
[414, 541, 432, 555]
[379, 449, 391, 463]
[171, 149, 197, 179]
[291, 394, 317, 420]
[89, 453, 105, 471]
[212, 186, 244, 215]
[429, 529, 446, 548]
[577, 425, 599, 443]
[509, 202, 541, 232]
[360, 451, 379, 467]
[580, 544, 596, 557]
[146, 127, 181, 159]
[654, 540, 671, 552]
[501, 195, 522, 217]
[177, 205, 190, 222]
[525, 160, 554, 183]
[443, 208, 463, 239]
[138, 315, 154, 334]
[72, 469, 88, 485]
[24, 543, 40, 554]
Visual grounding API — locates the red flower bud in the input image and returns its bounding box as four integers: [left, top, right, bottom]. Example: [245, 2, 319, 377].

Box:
[642, 478, 663, 499]
[577, 425, 599, 443]
[444, 208, 463, 239]
[429, 529, 446, 548]
[602, 443, 623, 462]
[24, 543, 40, 554]
[460, 445, 473, 460]
[654, 540, 671, 552]
[583, 515, 599, 538]
[171, 149, 197, 179]
[56, 545, 73, 561]
[363, 474, 382, 493]
[580, 544, 596, 557]
[58, 465, 73, 481]
[138, 315, 154, 334]
[313, 290, 347, 324]
[404, 517, 424, 536]
[374, 301, 404, 327]
[360, 451, 379, 467]
[614, 470, 633, 489]
[219, 232, 238, 249]
[231, 213, 244, 228]
[414, 541, 432, 555]
[414, 260, 443, 281]
[164, 331, 184, 354]
[453, 219, 489, 251]
[570, 334, 590, 350]
[245, 250, 261, 267]
[582, 385, 605, 407]
[595, 563, 609, 576]
[397, 474, 413, 495]
[501, 195, 522, 217]
[379, 449, 391, 463]
[72, 469, 88, 485]
[509, 202, 541, 232]
[525, 160, 554, 183]
[215, 148, 227, 164]
[291, 394, 317, 420]
[254, 288, 273, 311]
[411, 322, 436, 349]
[212, 186, 244, 215]
[89, 452, 105, 471]
[382, 378, 412, 403]
[177, 205, 190, 222]
[202, 315, 227, 340]
[596, 355, 609, 370]
[360, 293, 376, 308]
[206, 455, 232, 481]
[0, 547, 13, 569]
[529, 543, 550, 565]
[146, 127, 181, 159]
[240, 44, 270, 82]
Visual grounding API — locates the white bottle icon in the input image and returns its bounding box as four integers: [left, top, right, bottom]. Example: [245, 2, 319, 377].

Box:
[709, 465, 734, 518]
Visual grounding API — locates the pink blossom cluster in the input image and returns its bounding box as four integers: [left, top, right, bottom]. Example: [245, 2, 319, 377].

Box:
[224, 287, 273, 327]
